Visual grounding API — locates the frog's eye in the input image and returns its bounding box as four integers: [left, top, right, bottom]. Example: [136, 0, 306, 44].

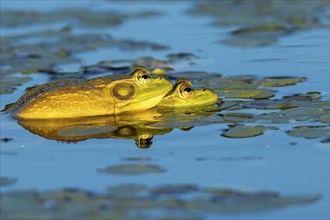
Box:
[130, 66, 151, 85]
[137, 71, 151, 84]
[178, 83, 195, 98]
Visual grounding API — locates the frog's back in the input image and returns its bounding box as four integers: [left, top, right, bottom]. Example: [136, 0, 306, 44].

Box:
[11, 76, 118, 119]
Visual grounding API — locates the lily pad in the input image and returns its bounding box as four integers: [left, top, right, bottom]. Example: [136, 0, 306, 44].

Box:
[0, 75, 32, 94]
[97, 163, 166, 175]
[222, 89, 275, 99]
[222, 126, 266, 138]
[222, 113, 256, 123]
[259, 77, 306, 87]
[286, 126, 330, 139]
[150, 184, 199, 195]
[189, 0, 329, 47]
[168, 71, 213, 80]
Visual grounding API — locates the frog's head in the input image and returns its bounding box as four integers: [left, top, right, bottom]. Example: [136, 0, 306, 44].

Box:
[158, 79, 218, 108]
[106, 66, 173, 114]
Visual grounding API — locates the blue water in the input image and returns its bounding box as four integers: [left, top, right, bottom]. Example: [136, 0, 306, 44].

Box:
[1, 1, 329, 219]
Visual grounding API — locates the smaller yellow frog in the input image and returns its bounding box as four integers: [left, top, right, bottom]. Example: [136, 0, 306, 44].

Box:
[158, 79, 218, 108]
[11, 66, 172, 119]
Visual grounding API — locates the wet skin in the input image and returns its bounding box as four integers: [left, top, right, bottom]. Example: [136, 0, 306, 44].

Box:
[158, 79, 218, 108]
[10, 66, 173, 119]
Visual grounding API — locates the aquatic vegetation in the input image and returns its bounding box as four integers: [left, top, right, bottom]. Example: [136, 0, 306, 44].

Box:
[221, 126, 266, 138]
[0, 8, 162, 28]
[286, 126, 330, 139]
[0, 184, 320, 219]
[0, 75, 32, 94]
[189, 0, 330, 47]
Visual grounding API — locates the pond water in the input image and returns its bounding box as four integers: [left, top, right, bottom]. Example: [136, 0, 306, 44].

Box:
[1, 1, 329, 219]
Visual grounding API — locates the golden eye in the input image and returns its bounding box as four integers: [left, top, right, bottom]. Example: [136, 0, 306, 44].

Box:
[137, 71, 151, 85]
[179, 84, 194, 98]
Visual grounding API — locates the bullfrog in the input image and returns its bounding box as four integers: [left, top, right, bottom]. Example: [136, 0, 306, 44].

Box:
[10, 66, 173, 119]
[158, 79, 218, 108]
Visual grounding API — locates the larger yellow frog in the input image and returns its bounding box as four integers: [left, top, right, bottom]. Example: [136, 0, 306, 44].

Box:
[11, 66, 172, 119]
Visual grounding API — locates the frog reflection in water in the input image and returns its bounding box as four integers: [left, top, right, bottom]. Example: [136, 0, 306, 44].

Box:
[17, 78, 219, 148]
[10, 66, 172, 119]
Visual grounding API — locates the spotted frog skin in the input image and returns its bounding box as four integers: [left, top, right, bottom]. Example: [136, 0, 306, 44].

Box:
[11, 66, 172, 119]
[158, 79, 218, 108]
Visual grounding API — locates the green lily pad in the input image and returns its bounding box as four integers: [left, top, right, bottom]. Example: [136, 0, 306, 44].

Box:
[97, 163, 166, 175]
[0, 184, 321, 219]
[150, 184, 199, 195]
[0, 75, 32, 94]
[286, 126, 330, 139]
[223, 89, 274, 99]
[168, 71, 212, 80]
[280, 106, 327, 118]
[320, 115, 330, 123]
[222, 113, 256, 123]
[259, 77, 306, 87]
[231, 24, 291, 36]
[222, 126, 266, 138]
[190, 1, 329, 47]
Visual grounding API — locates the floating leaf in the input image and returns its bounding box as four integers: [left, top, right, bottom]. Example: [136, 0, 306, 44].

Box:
[168, 71, 212, 80]
[223, 89, 274, 99]
[190, 1, 329, 47]
[0, 76, 32, 94]
[222, 113, 256, 123]
[150, 184, 199, 195]
[231, 24, 291, 36]
[97, 163, 166, 175]
[280, 106, 327, 117]
[222, 126, 266, 138]
[320, 115, 330, 124]
[259, 77, 306, 87]
[286, 126, 330, 139]
[0, 184, 320, 219]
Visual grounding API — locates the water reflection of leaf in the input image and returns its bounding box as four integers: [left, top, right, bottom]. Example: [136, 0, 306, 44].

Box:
[0, 177, 18, 186]
[97, 164, 166, 175]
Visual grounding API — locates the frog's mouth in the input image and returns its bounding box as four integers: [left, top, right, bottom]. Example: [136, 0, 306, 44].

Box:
[115, 93, 168, 114]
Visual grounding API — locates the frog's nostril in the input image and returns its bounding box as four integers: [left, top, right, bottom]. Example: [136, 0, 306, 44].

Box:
[203, 88, 206, 91]
[159, 77, 163, 80]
